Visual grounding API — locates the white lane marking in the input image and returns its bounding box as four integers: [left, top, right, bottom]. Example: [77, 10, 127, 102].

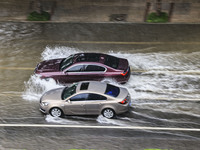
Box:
[136, 98, 200, 102]
[0, 124, 199, 131]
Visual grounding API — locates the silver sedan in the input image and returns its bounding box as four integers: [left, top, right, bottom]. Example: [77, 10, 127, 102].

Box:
[39, 81, 131, 119]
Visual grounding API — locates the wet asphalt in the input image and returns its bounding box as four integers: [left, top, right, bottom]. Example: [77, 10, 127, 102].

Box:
[0, 22, 200, 150]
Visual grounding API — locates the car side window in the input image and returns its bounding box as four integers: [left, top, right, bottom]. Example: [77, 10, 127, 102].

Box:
[85, 65, 105, 72]
[70, 93, 89, 101]
[66, 65, 85, 72]
[87, 93, 107, 100]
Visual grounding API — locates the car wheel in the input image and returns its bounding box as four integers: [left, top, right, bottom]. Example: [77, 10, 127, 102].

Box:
[102, 108, 115, 119]
[50, 107, 63, 117]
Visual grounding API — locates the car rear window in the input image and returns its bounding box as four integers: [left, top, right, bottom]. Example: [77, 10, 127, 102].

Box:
[104, 84, 120, 97]
[104, 55, 119, 69]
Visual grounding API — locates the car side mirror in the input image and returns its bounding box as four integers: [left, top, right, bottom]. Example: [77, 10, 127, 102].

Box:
[66, 99, 71, 103]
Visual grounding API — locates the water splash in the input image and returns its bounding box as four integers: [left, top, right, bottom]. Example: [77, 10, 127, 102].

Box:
[96, 115, 129, 126]
[109, 51, 200, 71]
[41, 46, 83, 61]
[22, 74, 63, 101]
[23, 46, 200, 101]
[45, 115, 80, 124]
[22, 46, 82, 101]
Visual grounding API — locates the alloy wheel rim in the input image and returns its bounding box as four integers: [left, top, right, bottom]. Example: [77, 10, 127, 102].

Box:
[104, 109, 114, 118]
[51, 108, 62, 117]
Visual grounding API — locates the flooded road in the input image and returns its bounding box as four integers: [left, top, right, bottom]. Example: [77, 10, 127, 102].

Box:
[0, 22, 200, 149]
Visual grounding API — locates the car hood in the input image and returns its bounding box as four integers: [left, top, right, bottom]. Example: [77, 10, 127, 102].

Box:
[35, 58, 64, 73]
[41, 87, 65, 101]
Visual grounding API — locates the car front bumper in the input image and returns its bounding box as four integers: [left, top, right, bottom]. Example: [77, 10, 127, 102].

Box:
[39, 107, 46, 114]
[39, 103, 49, 114]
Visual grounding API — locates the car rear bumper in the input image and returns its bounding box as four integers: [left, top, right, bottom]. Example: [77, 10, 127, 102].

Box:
[117, 66, 131, 83]
[115, 97, 132, 114]
[116, 104, 130, 114]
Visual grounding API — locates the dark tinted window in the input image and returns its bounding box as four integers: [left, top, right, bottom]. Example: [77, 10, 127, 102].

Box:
[80, 82, 89, 90]
[60, 55, 74, 71]
[70, 93, 89, 101]
[85, 65, 105, 72]
[76, 53, 100, 62]
[104, 55, 119, 69]
[66, 65, 85, 72]
[62, 83, 78, 100]
[88, 93, 107, 100]
[105, 84, 120, 97]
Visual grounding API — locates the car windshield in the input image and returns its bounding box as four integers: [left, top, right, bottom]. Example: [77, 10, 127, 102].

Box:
[60, 55, 74, 71]
[104, 84, 120, 97]
[104, 55, 119, 69]
[61, 83, 78, 100]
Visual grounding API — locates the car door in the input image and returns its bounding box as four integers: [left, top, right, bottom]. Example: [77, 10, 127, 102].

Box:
[64, 93, 88, 115]
[85, 93, 107, 115]
[62, 64, 88, 83]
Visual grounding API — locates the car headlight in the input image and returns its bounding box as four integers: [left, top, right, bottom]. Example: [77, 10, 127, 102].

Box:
[41, 102, 49, 106]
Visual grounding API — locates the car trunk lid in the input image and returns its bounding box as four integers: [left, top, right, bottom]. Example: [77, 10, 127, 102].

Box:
[117, 58, 129, 70]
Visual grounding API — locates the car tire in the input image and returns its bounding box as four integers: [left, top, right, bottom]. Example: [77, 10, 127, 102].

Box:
[50, 107, 63, 117]
[102, 108, 115, 119]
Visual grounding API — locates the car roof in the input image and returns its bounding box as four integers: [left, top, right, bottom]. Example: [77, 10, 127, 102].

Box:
[74, 53, 102, 63]
[76, 81, 107, 94]
[74, 81, 129, 100]
[71, 53, 123, 70]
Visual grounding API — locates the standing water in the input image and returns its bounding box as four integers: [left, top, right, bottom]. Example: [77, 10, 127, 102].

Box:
[0, 22, 199, 131]
[22, 46, 200, 127]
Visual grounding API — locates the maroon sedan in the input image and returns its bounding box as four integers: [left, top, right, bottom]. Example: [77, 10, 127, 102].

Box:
[35, 53, 130, 84]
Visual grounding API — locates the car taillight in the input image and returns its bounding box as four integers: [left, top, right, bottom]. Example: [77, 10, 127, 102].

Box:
[121, 71, 128, 76]
[119, 98, 128, 104]
[121, 67, 129, 76]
